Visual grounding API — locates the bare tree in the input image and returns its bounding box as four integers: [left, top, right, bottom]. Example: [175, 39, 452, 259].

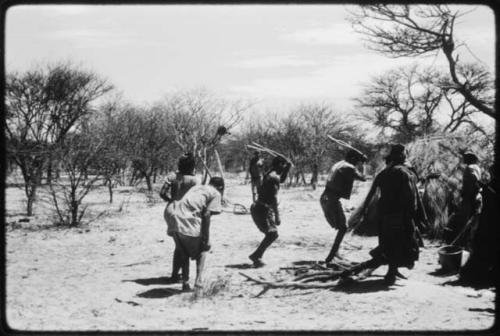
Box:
[159, 89, 246, 180]
[297, 103, 361, 179]
[87, 99, 129, 202]
[49, 133, 105, 227]
[235, 104, 365, 187]
[5, 62, 113, 215]
[114, 104, 177, 192]
[355, 65, 445, 142]
[349, 4, 495, 120]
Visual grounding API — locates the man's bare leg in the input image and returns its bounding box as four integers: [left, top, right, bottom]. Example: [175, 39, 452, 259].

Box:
[325, 225, 346, 263]
[194, 251, 208, 293]
[180, 253, 190, 291]
[384, 264, 398, 285]
[249, 231, 278, 267]
[171, 248, 181, 281]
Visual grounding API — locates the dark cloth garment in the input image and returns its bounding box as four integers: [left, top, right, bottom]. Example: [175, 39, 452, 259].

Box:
[369, 164, 420, 269]
[444, 164, 482, 246]
[444, 199, 480, 247]
[250, 201, 277, 233]
[320, 192, 346, 230]
[324, 160, 364, 200]
[460, 179, 499, 285]
[249, 157, 264, 180]
[461, 164, 482, 203]
[172, 232, 202, 260]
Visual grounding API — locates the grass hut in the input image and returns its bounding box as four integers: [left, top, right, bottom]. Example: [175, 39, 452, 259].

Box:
[349, 134, 490, 240]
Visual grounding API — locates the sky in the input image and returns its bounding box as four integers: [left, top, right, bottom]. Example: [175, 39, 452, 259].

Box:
[4, 4, 496, 113]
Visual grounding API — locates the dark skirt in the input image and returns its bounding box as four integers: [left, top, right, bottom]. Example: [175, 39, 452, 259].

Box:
[370, 212, 419, 269]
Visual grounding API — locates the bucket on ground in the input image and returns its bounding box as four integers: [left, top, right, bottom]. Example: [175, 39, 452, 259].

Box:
[438, 245, 463, 273]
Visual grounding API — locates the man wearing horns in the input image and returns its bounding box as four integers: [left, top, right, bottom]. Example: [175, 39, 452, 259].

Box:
[321, 149, 367, 263]
[249, 156, 291, 267]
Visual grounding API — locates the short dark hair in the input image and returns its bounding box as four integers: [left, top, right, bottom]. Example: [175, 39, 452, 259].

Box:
[386, 144, 406, 165]
[209, 176, 225, 191]
[272, 156, 287, 169]
[345, 150, 366, 164]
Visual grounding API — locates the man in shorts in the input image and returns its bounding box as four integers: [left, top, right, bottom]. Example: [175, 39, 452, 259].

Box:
[249, 156, 291, 267]
[164, 177, 224, 292]
[321, 149, 367, 263]
[161, 153, 199, 284]
[248, 151, 264, 202]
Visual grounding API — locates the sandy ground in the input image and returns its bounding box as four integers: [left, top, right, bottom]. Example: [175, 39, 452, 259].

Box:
[4, 175, 496, 332]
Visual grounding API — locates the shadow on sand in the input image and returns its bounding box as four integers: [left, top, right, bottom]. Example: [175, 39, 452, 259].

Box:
[225, 263, 255, 269]
[136, 287, 183, 299]
[440, 278, 494, 290]
[428, 268, 458, 277]
[333, 278, 397, 294]
[123, 276, 179, 286]
[292, 260, 324, 266]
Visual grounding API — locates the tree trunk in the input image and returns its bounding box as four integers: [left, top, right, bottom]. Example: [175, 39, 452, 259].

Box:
[108, 179, 113, 203]
[300, 172, 307, 185]
[71, 200, 79, 226]
[442, 45, 495, 120]
[46, 161, 52, 184]
[145, 173, 152, 192]
[26, 186, 35, 216]
[202, 149, 210, 184]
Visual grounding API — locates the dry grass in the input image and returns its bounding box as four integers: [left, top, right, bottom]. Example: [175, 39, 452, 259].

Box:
[349, 134, 490, 239]
[189, 275, 232, 301]
[406, 135, 480, 239]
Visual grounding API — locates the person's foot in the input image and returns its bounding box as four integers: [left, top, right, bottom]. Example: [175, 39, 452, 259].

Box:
[182, 283, 192, 292]
[193, 284, 203, 297]
[383, 272, 397, 286]
[333, 253, 346, 260]
[249, 254, 265, 268]
[338, 275, 355, 286]
[395, 270, 407, 279]
[325, 252, 343, 264]
[165, 275, 181, 284]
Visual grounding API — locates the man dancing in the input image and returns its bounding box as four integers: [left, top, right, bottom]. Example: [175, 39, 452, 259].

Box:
[249, 156, 291, 267]
[321, 149, 367, 263]
[350, 144, 421, 285]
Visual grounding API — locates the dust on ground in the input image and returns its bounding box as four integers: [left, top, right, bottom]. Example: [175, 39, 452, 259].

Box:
[4, 175, 496, 331]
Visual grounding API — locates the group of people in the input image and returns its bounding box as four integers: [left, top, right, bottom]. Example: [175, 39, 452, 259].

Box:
[161, 143, 496, 292]
[249, 144, 425, 285]
[160, 153, 224, 292]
